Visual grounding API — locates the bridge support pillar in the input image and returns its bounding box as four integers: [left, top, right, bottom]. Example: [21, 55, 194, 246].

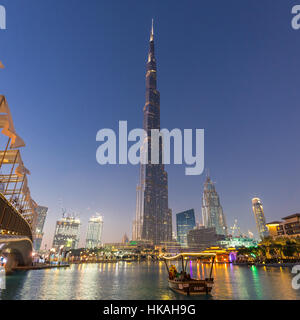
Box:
[4, 253, 18, 273]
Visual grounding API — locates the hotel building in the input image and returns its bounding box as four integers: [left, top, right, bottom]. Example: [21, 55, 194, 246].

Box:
[266, 214, 300, 239]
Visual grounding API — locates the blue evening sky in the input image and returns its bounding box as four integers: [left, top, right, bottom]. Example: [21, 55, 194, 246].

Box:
[1, 0, 300, 247]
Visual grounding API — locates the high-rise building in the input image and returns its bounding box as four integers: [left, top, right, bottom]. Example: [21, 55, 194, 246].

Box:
[230, 219, 241, 237]
[85, 215, 103, 249]
[122, 233, 129, 244]
[202, 175, 227, 236]
[52, 215, 80, 250]
[33, 205, 48, 251]
[176, 209, 196, 247]
[133, 21, 172, 244]
[252, 198, 269, 239]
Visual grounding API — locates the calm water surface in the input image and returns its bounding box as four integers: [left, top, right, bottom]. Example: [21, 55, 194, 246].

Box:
[0, 262, 299, 300]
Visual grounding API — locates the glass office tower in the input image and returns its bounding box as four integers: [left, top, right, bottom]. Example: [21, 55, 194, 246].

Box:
[176, 209, 196, 247]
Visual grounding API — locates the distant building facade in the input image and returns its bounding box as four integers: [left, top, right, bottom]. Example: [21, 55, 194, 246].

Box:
[85, 215, 103, 249]
[52, 216, 80, 250]
[202, 176, 227, 236]
[176, 209, 196, 247]
[187, 227, 225, 251]
[252, 198, 269, 239]
[266, 214, 300, 239]
[33, 205, 48, 251]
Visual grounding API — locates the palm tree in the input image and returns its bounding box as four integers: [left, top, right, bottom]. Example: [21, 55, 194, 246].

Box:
[274, 243, 283, 261]
[283, 241, 297, 260]
[257, 245, 267, 262]
[269, 244, 277, 261]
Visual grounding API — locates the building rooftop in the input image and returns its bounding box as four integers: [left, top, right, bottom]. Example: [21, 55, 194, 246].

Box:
[282, 213, 300, 220]
[266, 221, 282, 226]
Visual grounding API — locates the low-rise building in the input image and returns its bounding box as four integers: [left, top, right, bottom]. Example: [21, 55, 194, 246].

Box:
[266, 214, 300, 239]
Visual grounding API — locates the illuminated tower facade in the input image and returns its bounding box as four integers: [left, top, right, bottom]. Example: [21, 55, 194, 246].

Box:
[52, 215, 80, 250]
[133, 21, 172, 244]
[252, 198, 269, 239]
[85, 215, 103, 249]
[202, 176, 228, 236]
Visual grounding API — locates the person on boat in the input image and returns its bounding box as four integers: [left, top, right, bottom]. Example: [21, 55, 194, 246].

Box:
[185, 272, 191, 280]
[169, 265, 177, 280]
[179, 271, 185, 281]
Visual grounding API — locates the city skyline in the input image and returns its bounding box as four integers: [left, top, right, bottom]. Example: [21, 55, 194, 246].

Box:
[1, 1, 300, 248]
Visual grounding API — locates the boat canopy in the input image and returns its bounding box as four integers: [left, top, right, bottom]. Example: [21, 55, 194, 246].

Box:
[163, 252, 216, 260]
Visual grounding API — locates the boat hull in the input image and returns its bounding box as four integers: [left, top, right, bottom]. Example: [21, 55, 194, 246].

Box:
[168, 279, 214, 296]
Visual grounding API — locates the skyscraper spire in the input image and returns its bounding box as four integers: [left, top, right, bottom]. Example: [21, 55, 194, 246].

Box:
[150, 19, 154, 42]
[148, 19, 155, 64]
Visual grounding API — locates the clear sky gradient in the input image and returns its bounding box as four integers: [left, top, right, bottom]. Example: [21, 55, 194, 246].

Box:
[1, 0, 300, 247]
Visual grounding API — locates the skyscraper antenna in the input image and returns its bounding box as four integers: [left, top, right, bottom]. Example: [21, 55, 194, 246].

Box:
[150, 18, 154, 41]
[206, 168, 210, 178]
[152, 18, 154, 34]
[59, 198, 66, 218]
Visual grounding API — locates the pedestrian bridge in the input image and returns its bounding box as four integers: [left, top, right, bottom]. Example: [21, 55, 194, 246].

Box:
[0, 71, 37, 270]
[0, 192, 32, 241]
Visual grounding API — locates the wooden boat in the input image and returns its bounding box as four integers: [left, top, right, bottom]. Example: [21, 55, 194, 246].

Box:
[163, 253, 216, 296]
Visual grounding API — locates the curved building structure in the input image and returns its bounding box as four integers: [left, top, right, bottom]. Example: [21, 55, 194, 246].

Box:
[252, 197, 269, 239]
